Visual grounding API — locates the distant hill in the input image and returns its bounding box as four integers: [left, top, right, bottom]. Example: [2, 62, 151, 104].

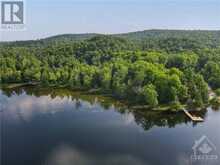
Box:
[1, 30, 220, 49]
[0, 33, 98, 47]
[118, 30, 220, 48]
[44, 33, 98, 42]
[119, 29, 220, 40]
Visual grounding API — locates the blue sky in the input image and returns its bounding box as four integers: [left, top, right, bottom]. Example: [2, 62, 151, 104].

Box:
[1, 0, 220, 41]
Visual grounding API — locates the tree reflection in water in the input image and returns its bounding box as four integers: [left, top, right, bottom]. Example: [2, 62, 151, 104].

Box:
[1, 86, 210, 131]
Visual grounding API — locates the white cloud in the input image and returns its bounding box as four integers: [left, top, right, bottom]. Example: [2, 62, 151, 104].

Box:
[46, 144, 147, 165]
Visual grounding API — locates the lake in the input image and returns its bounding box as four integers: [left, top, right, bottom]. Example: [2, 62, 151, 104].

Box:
[0, 86, 219, 165]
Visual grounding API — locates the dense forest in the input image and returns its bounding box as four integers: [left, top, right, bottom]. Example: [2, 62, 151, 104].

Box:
[1, 30, 220, 109]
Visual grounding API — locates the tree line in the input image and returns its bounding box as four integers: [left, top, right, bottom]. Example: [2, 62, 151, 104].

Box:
[1, 35, 220, 108]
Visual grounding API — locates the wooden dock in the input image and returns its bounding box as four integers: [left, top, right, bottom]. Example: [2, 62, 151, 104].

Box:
[182, 109, 204, 122]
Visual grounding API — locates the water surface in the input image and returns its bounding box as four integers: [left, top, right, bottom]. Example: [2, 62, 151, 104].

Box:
[0, 86, 220, 165]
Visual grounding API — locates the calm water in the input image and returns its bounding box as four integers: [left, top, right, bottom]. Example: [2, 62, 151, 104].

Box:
[0, 86, 220, 165]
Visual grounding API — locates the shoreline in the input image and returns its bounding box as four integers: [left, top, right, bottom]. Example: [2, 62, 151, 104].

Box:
[0, 82, 39, 89]
[1, 83, 218, 112]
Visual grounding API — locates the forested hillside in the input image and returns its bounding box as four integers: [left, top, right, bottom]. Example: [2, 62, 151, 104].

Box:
[1, 30, 220, 49]
[1, 30, 220, 108]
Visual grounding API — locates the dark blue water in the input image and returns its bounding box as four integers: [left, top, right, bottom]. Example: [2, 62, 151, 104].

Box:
[0, 87, 220, 165]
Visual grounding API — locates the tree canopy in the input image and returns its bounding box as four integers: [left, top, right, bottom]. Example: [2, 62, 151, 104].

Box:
[1, 30, 220, 108]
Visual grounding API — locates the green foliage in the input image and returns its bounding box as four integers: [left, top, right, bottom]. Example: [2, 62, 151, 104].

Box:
[166, 52, 198, 70]
[141, 84, 158, 107]
[202, 61, 220, 89]
[216, 89, 220, 97]
[1, 32, 217, 108]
